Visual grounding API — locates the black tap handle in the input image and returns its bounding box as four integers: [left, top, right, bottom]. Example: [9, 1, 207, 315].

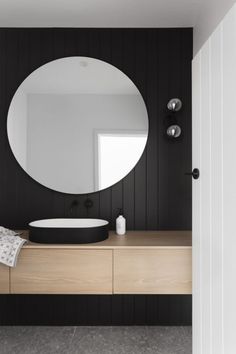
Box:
[84, 198, 93, 209]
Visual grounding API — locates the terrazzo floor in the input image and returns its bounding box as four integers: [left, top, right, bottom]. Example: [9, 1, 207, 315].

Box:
[0, 326, 192, 354]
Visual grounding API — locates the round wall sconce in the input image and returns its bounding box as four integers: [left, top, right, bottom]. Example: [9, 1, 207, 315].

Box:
[167, 98, 182, 112]
[167, 125, 181, 138]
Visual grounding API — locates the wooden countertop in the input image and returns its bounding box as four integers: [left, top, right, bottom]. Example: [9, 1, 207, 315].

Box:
[19, 230, 192, 249]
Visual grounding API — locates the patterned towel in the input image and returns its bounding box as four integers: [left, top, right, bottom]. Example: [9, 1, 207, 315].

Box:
[0, 227, 27, 267]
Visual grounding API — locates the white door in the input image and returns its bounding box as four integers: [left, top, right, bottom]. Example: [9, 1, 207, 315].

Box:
[192, 5, 236, 354]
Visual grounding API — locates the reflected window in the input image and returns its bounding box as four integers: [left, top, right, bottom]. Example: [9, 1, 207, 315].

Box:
[97, 133, 146, 190]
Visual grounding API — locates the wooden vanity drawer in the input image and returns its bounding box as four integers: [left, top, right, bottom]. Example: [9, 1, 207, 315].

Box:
[0, 264, 10, 294]
[10, 249, 112, 294]
[113, 249, 192, 294]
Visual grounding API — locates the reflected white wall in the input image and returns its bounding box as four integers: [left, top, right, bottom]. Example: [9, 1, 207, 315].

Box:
[26, 93, 147, 193]
[7, 90, 27, 170]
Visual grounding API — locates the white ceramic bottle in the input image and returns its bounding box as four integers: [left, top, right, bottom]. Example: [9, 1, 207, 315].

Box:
[116, 209, 126, 235]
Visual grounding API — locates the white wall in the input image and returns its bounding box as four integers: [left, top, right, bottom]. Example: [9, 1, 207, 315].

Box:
[193, 0, 235, 55]
[27, 93, 147, 194]
[192, 5, 236, 353]
[7, 90, 27, 170]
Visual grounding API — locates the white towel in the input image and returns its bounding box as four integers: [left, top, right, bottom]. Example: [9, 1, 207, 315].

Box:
[0, 227, 27, 267]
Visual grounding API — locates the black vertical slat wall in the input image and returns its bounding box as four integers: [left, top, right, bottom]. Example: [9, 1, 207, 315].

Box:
[0, 28, 192, 325]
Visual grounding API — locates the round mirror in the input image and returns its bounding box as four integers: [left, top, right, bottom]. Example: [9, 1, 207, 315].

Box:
[7, 57, 148, 194]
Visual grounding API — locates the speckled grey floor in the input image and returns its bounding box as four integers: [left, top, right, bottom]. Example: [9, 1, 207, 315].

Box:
[0, 326, 192, 354]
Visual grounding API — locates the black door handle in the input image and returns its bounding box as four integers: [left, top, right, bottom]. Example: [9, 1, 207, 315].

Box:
[185, 168, 200, 180]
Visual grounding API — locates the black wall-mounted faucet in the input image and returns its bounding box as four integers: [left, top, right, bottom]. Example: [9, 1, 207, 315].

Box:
[68, 198, 93, 217]
[69, 200, 79, 216]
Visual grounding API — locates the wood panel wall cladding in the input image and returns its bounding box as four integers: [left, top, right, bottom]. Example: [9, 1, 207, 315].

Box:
[0, 28, 192, 325]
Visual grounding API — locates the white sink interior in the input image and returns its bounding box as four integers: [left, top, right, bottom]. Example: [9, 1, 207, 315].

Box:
[29, 218, 109, 228]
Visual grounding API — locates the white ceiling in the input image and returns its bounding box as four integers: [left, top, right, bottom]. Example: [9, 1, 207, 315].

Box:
[0, 0, 201, 27]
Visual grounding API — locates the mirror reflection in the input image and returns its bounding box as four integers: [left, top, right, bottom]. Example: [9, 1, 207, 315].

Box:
[7, 57, 148, 194]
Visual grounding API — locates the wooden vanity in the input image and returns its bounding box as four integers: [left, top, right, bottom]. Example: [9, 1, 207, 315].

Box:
[0, 231, 192, 295]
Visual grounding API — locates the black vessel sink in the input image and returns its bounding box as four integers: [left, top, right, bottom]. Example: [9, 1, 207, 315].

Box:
[29, 218, 109, 244]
